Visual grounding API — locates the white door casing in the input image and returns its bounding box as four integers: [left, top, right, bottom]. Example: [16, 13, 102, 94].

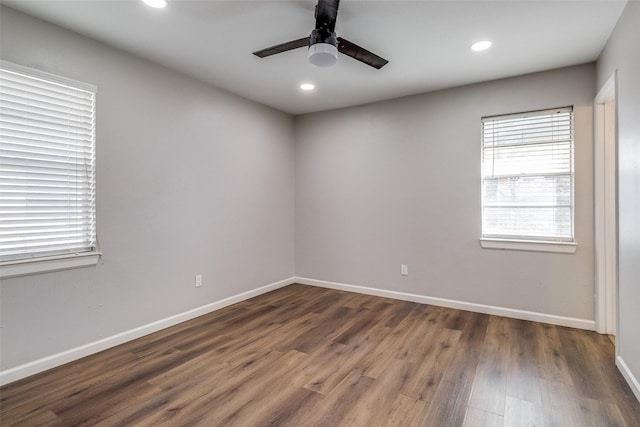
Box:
[594, 71, 618, 337]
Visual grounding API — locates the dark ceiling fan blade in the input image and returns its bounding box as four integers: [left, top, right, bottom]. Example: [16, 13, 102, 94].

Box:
[337, 37, 388, 69]
[253, 37, 309, 58]
[316, 0, 340, 33]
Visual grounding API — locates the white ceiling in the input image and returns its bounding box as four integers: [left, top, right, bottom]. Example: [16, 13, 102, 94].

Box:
[3, 0, 627, 115]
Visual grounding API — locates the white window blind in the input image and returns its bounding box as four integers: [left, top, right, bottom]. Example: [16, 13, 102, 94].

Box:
[0, 62, 97, 262]
[481, 107, 574, 242]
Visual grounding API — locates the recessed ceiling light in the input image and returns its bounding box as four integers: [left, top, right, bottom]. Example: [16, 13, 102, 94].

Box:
[471, 41, 492, 52]
[300, 83, 315, 91]
[141, 0, 167, 9]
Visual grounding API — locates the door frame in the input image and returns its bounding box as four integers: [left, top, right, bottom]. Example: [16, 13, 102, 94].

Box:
[594, 71, 618, 337]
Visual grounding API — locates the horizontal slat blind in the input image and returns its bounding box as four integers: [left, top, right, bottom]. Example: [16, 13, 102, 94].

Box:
[481, 107, 574, 242]
[0, 64, 96, 262]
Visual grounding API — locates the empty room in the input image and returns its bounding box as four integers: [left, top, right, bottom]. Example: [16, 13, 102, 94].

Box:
[1, 0, 639, 425]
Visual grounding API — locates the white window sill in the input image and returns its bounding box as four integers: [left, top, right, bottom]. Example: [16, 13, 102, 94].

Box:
[0, 252, 101, 279]
[480, 238, 577, 254]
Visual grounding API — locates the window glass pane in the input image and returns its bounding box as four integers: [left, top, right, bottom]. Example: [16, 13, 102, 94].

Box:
[481, 108, 574, 242]
[0, 63, 96, 262]
[483, 206, 573, 240]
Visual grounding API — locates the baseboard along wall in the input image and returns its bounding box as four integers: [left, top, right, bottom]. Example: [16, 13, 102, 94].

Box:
[0, 277, 296, 386]
[299, 277, 638, 402]
[617, 356, 640, 403]
[6, 276, 635, 395]
[296, 277, 597, 331]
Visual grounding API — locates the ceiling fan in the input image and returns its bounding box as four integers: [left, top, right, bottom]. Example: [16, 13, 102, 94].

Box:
[252, 0, 388, 70]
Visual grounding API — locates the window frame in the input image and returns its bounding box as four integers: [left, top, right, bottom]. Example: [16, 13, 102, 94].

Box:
[479, 107, 577, 254]
[0, 61, 100, 278]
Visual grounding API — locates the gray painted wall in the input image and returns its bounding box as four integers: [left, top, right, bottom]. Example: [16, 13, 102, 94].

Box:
[295, 64, 596, 321]
[597, 0, 640, 396]
[2, 4, 627, 390]
[0, 7, 296, 370]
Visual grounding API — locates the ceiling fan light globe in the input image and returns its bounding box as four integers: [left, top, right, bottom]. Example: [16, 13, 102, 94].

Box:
[308, 43, 338, 67]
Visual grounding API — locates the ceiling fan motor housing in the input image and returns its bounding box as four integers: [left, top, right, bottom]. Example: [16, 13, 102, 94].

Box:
[308, 28, 338, 67]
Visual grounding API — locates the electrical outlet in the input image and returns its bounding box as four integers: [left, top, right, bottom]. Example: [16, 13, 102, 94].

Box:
[401, 264, 408, 276]
[195, 274, 203, 287]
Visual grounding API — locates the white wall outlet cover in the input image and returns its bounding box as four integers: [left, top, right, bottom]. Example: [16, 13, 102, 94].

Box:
[401, 264, 408, 276]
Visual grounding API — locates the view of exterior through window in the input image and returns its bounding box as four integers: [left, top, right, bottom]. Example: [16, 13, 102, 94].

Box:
[0, 62, 97, 263]
[481, 107, 574, 243]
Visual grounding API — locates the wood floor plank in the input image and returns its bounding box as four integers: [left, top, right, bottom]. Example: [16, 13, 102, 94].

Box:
[405, 308, 459, 365]
[420, 312, 490, 427]
[55, 379, 162, 426]
[535, 323, 574, 385]
[296, 367, 375, 426]
[192, 350, 312, 426]
[385, 394, 430, 427]
[440, 310, 490, 385]
[332, 301, 393, 346]
[219, 311, 319, 358]
[400, 327, 462, 402]
[573, 331, 640, 427]
[468, 316, 510, 416]
[462, 407, 504, 427]
[340, 357, 414, 425]
[421, 377, 475, 427]
[258, 387, 326, 427]
[1, 284, 639, 427]
[394, 304, 443, 362]
[302, 340, 368, 395]
[503, 395, 545, 427]
[0, 348, 140, 420]
[356, 321, 412, 379]
[310, 290, 348, 315]
[1, 408, 61, 427]
[383, 300, 415, 328]
[505, 318, 543, 405]
[138, 349, 292, 425]
[123, 307, 248, 357]
[540, 377, 636, 427]
[274, 305, 355, 354]
[0, 338, 140, 401]
[557, 326, 619, 404]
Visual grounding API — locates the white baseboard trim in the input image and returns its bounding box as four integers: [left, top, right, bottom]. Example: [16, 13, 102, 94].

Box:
[616, 355, 640, 402]
[0, 276, 296, 386]
[1, 276, 599, 387]
[295, 277, 596, 331]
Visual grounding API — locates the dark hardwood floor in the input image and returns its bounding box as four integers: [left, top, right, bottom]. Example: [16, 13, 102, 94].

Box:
[1, 284, 639, 426]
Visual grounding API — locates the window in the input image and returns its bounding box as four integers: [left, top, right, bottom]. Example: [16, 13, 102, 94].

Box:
[481, 107, 576, 252]
[0, 61, 99, 277]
